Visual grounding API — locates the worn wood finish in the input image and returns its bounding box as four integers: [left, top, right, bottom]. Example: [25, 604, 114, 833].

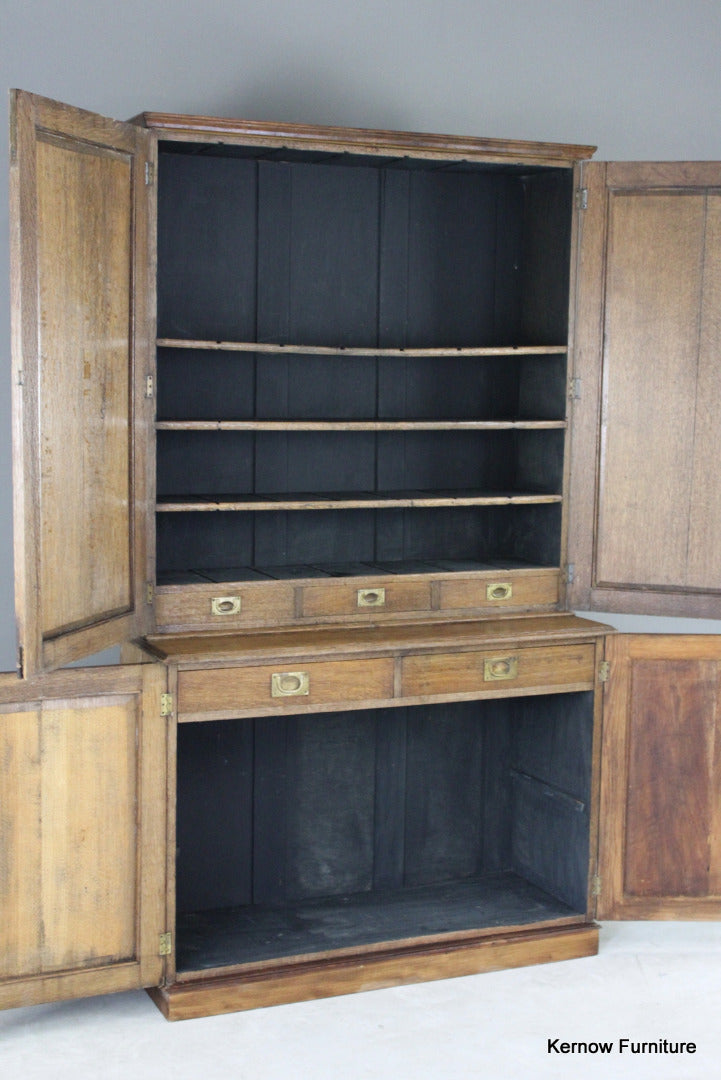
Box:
[157, 338, 568, 358]
[302, 579, 430, 618]
[0, 664, 168, 1009]
[157, 420, 567, 431]
[402, 644, 595, 698]
[138, 112, 595, 167]
[178, 657, 395, 718]
[567, 162, 721, 617]
[145, 613, 610, 665]
[597, 635, 721, 919]
[155, 568, 561, 633]
[149, 923, 598, 1020]
[10, 90, 155, 675]
[156, 492, 564, 512]
[167, 622, 604, 722]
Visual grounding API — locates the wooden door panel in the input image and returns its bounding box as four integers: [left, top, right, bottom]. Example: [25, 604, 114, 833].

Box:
[596, 191, 705, 589]
[10, 91, 155, 675]
[567, 162, 721, 618]
[0, 664, 168, 1009]
[597, 635, 721, 919]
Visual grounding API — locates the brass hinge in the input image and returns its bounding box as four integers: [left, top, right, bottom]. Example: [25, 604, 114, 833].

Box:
[591, 874, 602, 897]
[160, 693, 174, 716]
[145, 161, 154, 185]
[159, 932, 172, 956]
[564, 563, 575, 585]
[598, 661, 611, 683]
[145, 374, 154, 398]
[576, 187, 588, 210]
[569, 376, 582, 400]
[147, 581, 154, 604]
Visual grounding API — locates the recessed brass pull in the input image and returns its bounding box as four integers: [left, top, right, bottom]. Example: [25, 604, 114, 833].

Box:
[487, 582, 513, 601]
[357, 587, 386, 608]
[484, 656, 519, 681]
[271, 671, 310, 697]
[211, 596, 242, 616]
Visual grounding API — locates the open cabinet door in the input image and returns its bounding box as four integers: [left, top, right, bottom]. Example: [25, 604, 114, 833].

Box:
[9, 91, 156, 676]
[567, 161, 721, 618]
[597, 634, 721, 919]
[0, 663, 169, 1010]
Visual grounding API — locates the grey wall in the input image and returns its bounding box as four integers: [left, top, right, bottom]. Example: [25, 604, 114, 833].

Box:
[1, 0, 720, 669]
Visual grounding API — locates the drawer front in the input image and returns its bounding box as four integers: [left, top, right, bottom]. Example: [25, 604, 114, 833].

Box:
[155, 584, 295, 631]
[177, 658, 395, 718]
[438, 570, 560, 613]
[301, 580, 431, 618]
[402, 644, 596, 698]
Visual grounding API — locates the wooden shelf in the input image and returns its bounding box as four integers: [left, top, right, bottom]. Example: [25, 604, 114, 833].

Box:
[156, 491, 564, 512]
[157, 338, 568, 358]
[156, 419, 567, 432]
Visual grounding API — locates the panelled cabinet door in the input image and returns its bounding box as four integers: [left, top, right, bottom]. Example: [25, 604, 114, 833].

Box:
[9, 90, 156, 676]
[0, 664, 169, 1010]
[597, 634, 721, 919]
[567, 162, 721, 618]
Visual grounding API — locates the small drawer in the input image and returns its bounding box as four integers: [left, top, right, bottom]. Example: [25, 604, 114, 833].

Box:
[155, 583, 295, 631]
[301, 580, 431, 618]
[177, 657, 395, 718]
[402, 644, 595, 699]
[438, 570, 560, 613]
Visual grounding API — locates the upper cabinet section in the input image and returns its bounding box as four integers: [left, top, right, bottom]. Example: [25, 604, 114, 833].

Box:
[568, 162, 721, 619]
[136, 114, 593, 632]
[10, 92, 155, 675]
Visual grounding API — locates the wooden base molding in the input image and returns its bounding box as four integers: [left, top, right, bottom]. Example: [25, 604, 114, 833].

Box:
[148, 923, 599, 1021]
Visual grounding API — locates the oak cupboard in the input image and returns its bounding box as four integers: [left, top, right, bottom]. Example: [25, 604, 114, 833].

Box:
[2, 90, 720, 1020]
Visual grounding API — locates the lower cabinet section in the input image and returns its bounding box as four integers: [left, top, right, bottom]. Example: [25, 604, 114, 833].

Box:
[155, 688, 600, 1019]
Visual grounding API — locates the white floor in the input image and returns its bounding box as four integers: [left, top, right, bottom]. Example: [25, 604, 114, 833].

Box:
[1, 923, 720, 1080]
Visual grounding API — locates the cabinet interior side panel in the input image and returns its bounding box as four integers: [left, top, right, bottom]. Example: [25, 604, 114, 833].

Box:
[520, 171, 573, 344]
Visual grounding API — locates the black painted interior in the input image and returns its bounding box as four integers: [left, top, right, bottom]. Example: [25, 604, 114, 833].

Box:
[176, 693, 592, 970]
[154, 144, 572, 582]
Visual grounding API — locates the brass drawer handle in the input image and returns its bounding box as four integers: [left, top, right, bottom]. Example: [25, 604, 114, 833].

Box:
[211, 596, 242, 616]
[487, 582, 513, 602]
[484, 656, 519, 681]
[357, 587, 386, 608]
[271, 671, 310, 697]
